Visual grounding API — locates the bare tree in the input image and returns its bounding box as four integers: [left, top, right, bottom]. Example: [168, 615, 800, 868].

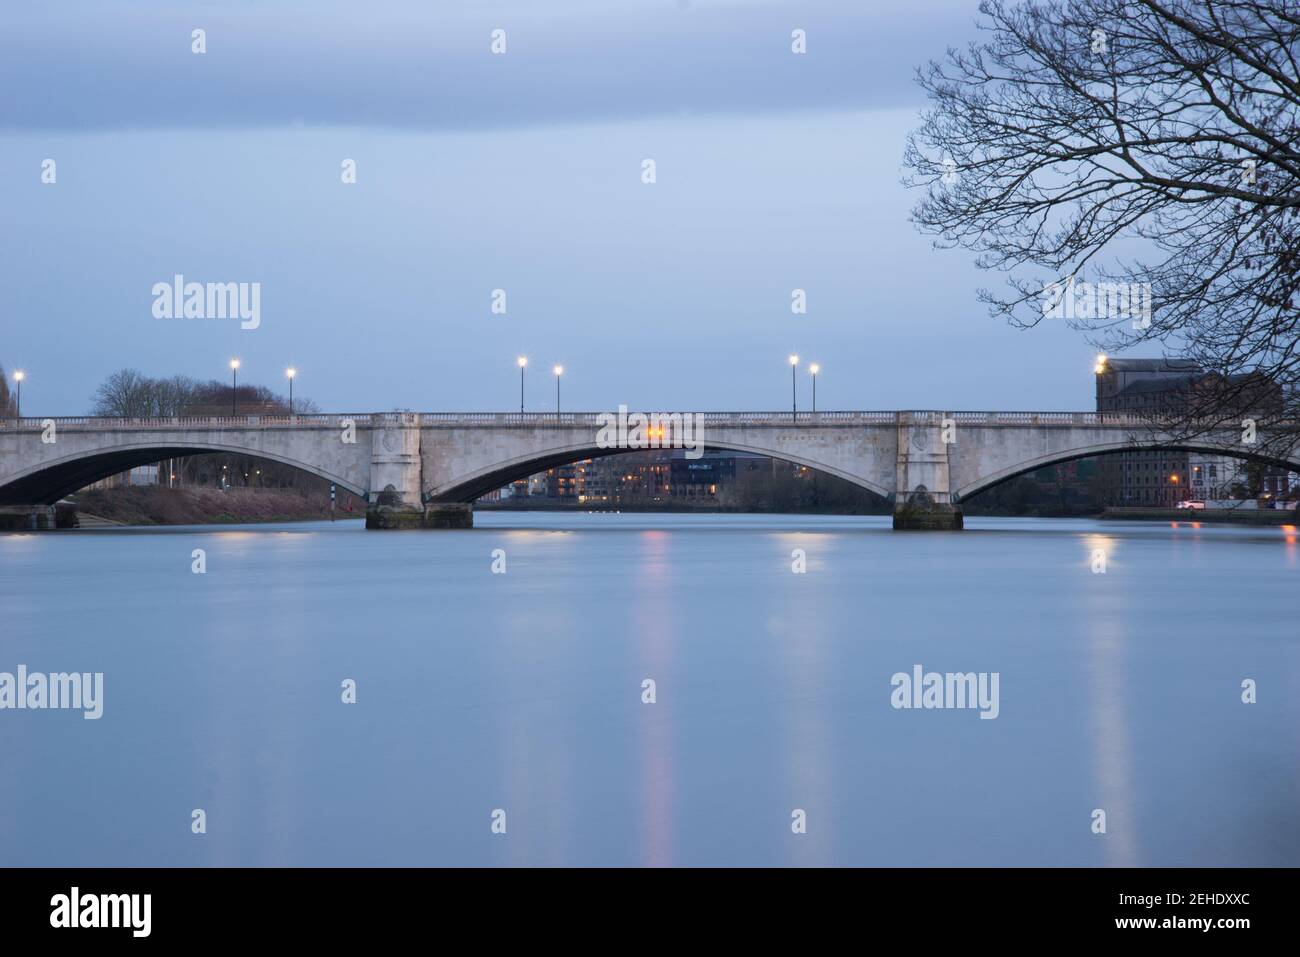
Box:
[91, 368, 157, 417]
[153, 375, 202, 416]
[90, 369, 316, 418]
[905, 0, 1300, 458]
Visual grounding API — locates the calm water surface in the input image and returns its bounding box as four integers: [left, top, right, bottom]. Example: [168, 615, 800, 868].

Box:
[1, 513, 1297, 866]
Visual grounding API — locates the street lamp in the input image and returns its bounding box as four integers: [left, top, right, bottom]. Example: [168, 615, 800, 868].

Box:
[230, 359, 240, 415]
[285, 367, 296, 416]
[517, 356, 528, 413]
[553, 365, 563, 414]
[809, 363, 820, 414]
[12, 370, 24, 418]
[1094, 353, 1108, 375]
[788, 355, 799, 421]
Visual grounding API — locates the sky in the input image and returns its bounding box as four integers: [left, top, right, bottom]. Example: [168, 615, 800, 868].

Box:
[2, 0, 1102, 416]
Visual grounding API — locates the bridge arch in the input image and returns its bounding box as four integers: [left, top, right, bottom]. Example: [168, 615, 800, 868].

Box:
[954, 440, 1300, 503]
[0, 441, 368, 506]
[427, 439, 894, 503]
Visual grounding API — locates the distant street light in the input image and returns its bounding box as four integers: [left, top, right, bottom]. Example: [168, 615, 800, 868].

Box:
[12, 370, 24, 418]
[517, 356, 528, 413]
[809, 363, 820, 414]
[553, 364, 564, 414]
[1094, 353, 1108, 374]
[285, 367, 297, 415]
[230, 359, 241, 415]
[788, 355, 799, 421]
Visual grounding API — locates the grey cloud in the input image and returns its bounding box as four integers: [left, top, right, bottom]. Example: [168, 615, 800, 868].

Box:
[1, 0, 980, 131]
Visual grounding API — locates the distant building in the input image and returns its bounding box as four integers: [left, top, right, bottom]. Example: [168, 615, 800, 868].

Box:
[492, 450, 776, 506]
[1095, 358, 1290, 504]
[544, 463, 580, 499]
[1096, 359, 1200, 505]
[670, 452, 736, 498]
[85, 464, 160, 490]
[575, 459, 611, 503]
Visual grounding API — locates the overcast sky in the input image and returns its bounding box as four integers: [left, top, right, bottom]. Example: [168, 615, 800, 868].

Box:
[2, 0, 1102, 415]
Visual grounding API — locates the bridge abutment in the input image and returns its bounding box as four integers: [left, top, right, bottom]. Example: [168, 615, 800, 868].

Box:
[0, 504, 78, 531]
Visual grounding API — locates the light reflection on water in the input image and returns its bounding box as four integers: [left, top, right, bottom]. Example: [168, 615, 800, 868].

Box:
[0, 513, 1296, 866]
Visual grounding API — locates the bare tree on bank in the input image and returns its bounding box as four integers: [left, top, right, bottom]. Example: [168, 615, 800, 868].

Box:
[91, 368, 161, 417]
[91, 369, 318, 418]
[904, 0, 1300, 460]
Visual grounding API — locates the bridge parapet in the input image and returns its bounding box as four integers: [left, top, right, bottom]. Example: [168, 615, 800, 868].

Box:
[3, 410, 1253, 431]
[0, 414, 389, 431]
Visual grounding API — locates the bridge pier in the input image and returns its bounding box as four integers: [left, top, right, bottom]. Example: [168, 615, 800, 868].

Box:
[892, 498, 964, 530]
[892, 413, 962, 530]
[365, 413, 426, 529]
[421, 503, 473, 528]
[364, 502, 472, 529]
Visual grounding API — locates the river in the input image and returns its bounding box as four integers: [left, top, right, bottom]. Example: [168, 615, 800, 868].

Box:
[1, 514, 1296, 866]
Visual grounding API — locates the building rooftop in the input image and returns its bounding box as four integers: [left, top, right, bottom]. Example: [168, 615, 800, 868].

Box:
[1116, 376, 1197, 396]
[1102, 358, 1202, 372]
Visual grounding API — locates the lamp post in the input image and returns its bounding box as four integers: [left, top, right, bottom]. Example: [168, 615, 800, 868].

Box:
[788, 355, 799, 421]
[553, 365, 563, 414]
[809, 363, 819, 414]
[285, 367, 296, 416]
[1093, 353, 1108, 415]
[517, 356, 528, 413]
[230, 359, 240, 415]
[12, 370, 23, 418]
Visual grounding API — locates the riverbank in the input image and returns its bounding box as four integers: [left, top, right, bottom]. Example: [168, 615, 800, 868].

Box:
[1101, 506, 1300, 525]
[69, 486, 362, 526]
[476, 500, 891, 515]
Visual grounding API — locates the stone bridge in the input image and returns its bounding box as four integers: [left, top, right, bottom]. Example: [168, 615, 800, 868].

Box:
[1, 411, 1296, 530]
